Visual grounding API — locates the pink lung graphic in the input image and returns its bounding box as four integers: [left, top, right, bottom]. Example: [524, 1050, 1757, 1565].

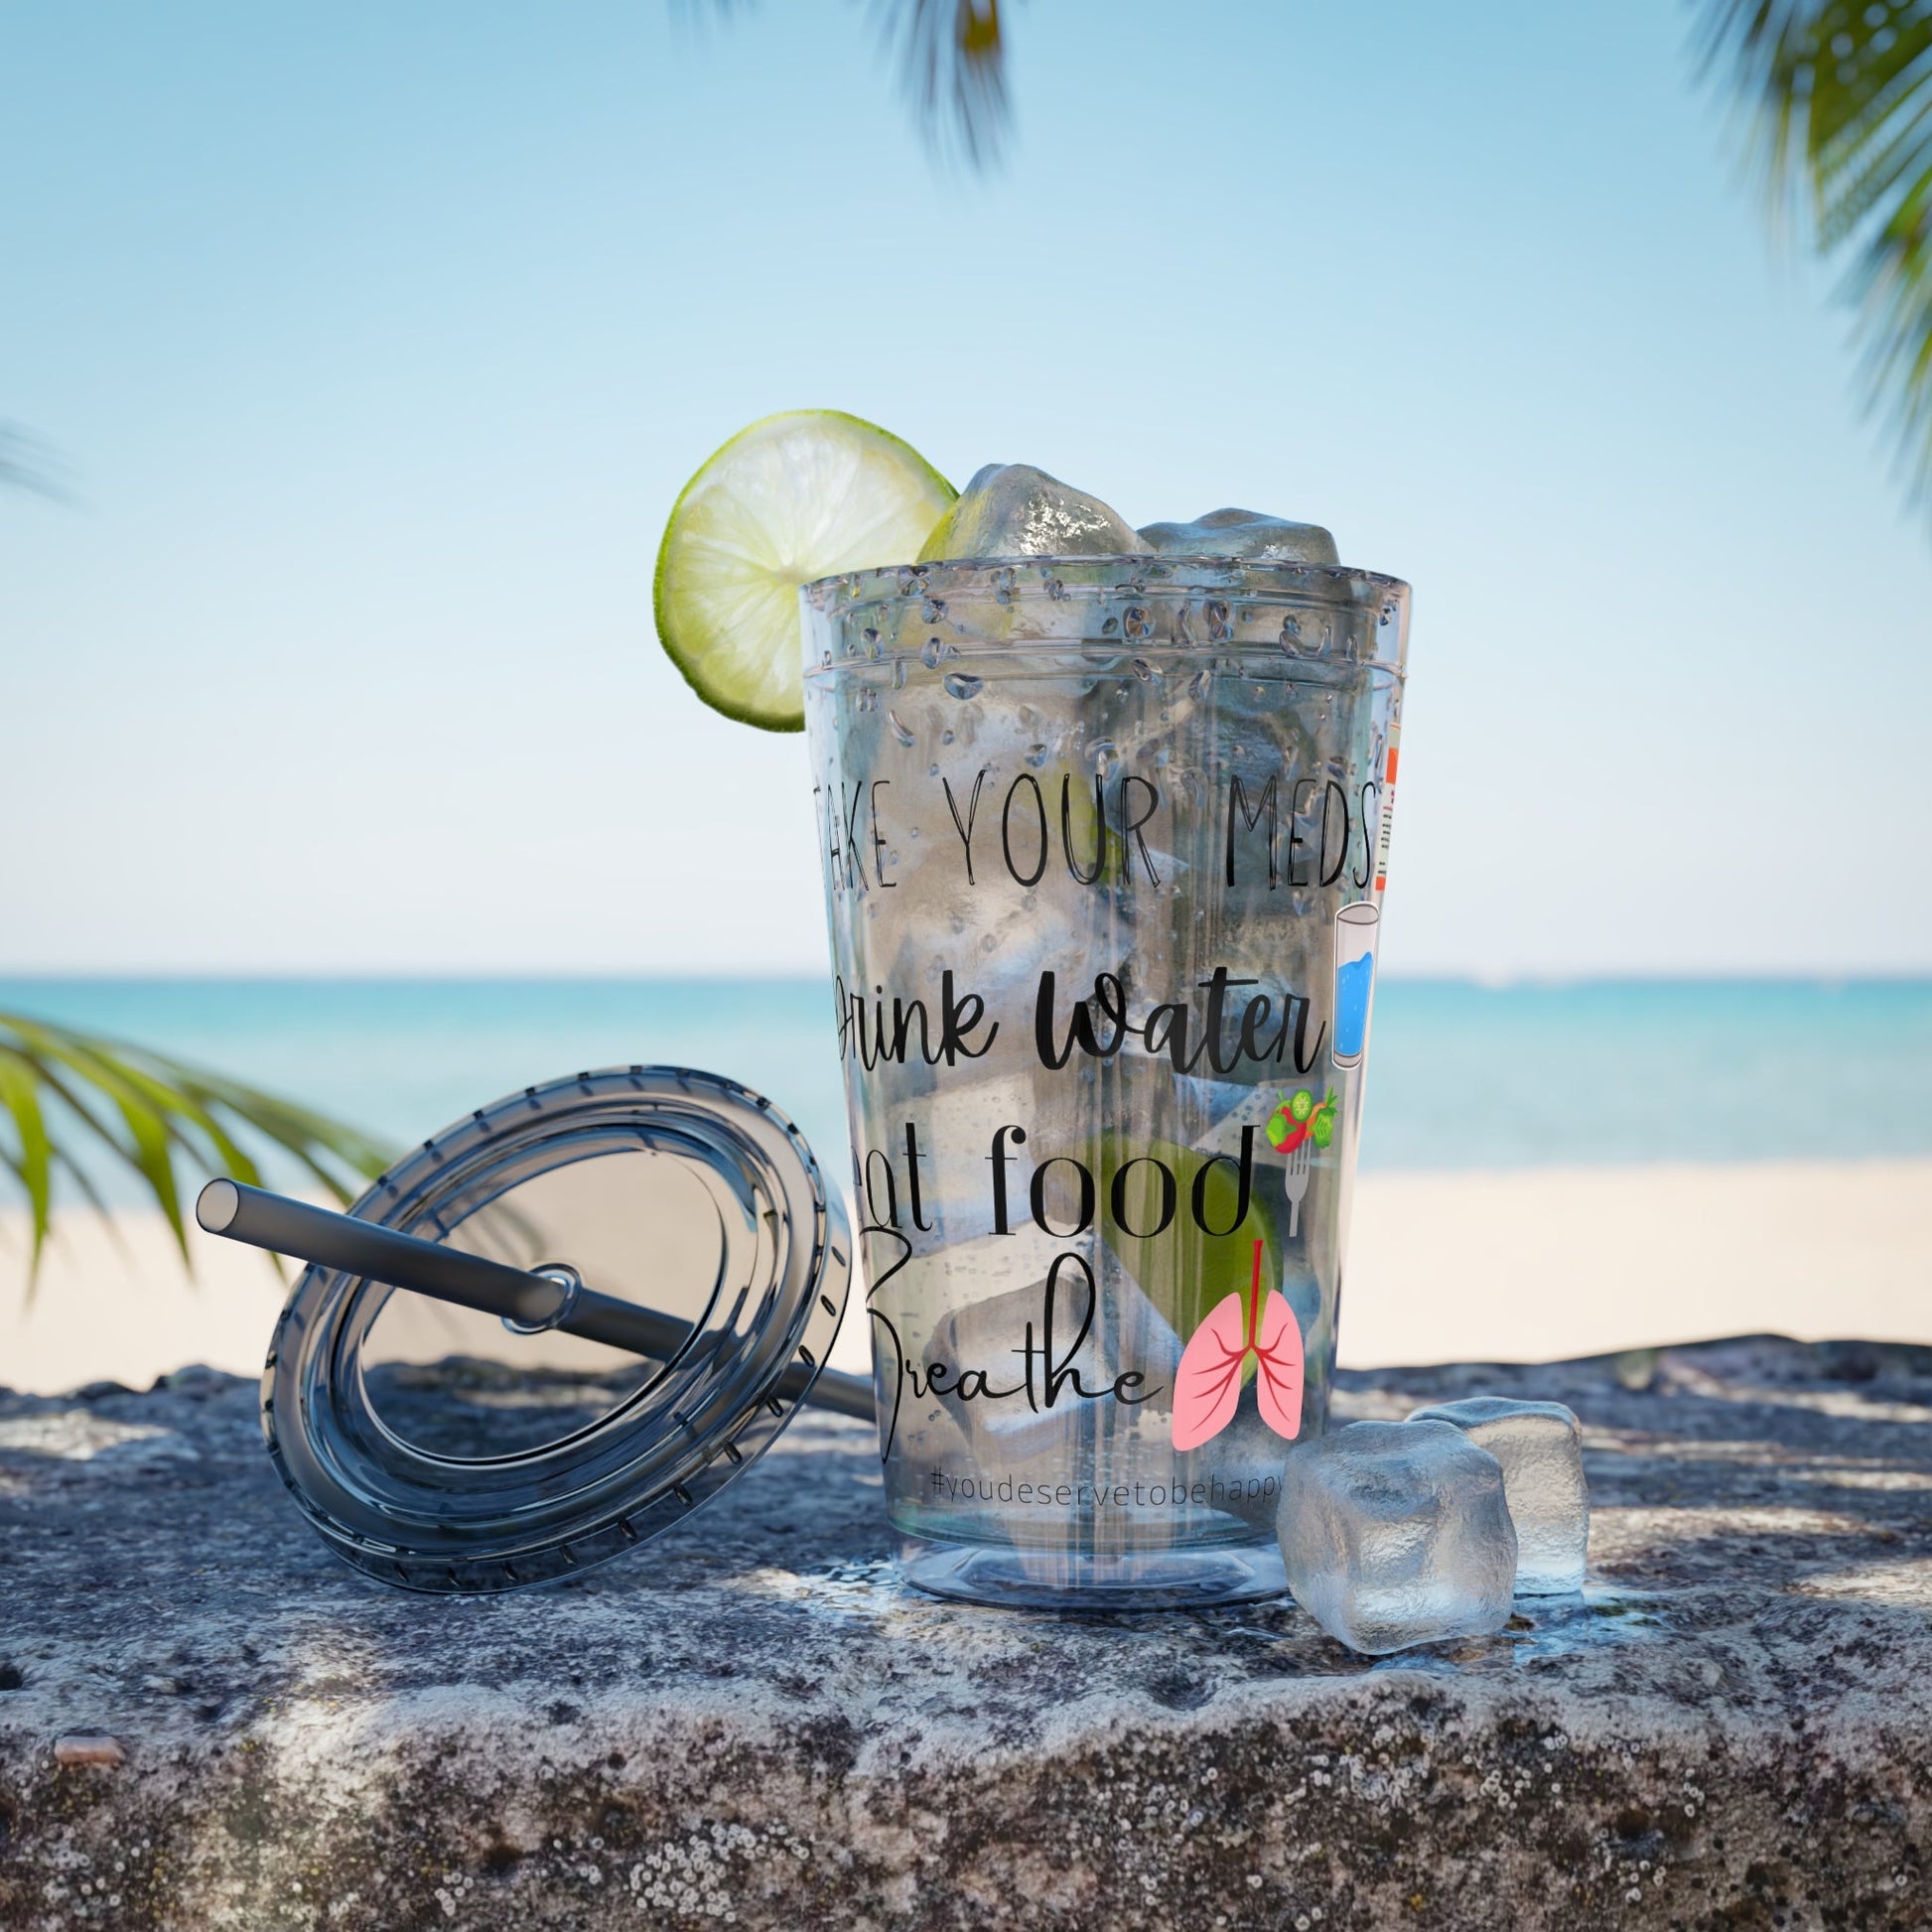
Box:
[1172, 1239, 1305, 1451]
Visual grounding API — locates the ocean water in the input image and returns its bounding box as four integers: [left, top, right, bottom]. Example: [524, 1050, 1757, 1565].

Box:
[1, 977, 1929, 1203]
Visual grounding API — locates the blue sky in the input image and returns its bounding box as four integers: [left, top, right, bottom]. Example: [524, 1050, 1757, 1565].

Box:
[2, 0, 1928, 976]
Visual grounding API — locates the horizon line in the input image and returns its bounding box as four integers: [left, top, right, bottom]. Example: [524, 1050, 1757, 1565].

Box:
[3, 969, 1930, 989]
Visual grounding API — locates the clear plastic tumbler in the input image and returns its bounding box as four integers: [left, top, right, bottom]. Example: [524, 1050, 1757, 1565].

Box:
[802, 557, 1409, 1607]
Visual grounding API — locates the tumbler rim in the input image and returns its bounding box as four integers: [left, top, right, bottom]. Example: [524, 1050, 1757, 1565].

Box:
[801, 554, 1409, 612]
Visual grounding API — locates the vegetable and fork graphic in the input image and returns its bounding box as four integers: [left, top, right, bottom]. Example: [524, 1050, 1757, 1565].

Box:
[1267, 1085, 1335, 1239]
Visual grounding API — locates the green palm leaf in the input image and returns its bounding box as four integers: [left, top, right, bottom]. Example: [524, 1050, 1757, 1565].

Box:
[0, 1011, 391, 1301]
[1700, 0, 1932, 494]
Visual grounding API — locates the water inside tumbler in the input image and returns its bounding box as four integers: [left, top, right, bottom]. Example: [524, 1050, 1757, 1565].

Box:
[803, 559, 1408, 1607]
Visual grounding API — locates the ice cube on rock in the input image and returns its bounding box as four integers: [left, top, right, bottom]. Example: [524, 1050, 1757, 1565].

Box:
[1406, 1397, 1588, 1595]
[917, 464, 1141, 562]
[1276, 1420, 1517, 1654]
[1136, 507, 1339, 566]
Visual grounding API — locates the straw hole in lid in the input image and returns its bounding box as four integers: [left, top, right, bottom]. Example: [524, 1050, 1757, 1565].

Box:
[819, 1296, 838, 1316]
[720, 1443, 743, 1466]
[797, 1344, 817, 1368]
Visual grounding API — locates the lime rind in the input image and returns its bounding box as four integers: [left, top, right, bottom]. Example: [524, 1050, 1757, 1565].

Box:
[653, 410, 956, 732]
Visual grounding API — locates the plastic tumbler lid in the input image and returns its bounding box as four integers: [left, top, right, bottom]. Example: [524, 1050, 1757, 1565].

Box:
[261, 1066, 854, 1593]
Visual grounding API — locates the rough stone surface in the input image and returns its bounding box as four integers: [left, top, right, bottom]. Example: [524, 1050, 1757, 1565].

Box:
[1, 1335, 1929, 1931]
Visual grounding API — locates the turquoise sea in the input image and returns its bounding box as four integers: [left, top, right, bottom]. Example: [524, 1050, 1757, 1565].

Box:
[2, 978, 1929, 1201]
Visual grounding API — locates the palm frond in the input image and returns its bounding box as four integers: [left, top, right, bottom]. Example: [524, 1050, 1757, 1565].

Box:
[870, 0, 1011, 169]
[687, 0, 1010, 169]
[0, 423, 66, 501]
[0, 1011, 391, 1301]
[1700, 0, 1932, 494]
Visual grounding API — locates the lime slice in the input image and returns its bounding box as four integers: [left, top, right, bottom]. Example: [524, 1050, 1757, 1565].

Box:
[653, 411, 956, 732]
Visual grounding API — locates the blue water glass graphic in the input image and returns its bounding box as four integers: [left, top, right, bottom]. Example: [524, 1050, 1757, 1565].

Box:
[1334, 952, 1375, 1063]
[1332, 901, 1381, 1071]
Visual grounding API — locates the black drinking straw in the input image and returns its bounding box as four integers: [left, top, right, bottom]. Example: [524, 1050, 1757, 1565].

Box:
[196, 1177, 876, 1422]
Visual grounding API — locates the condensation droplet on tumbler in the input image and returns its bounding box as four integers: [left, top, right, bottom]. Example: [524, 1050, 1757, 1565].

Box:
[892, 656, 908, 689]
[920, 598, 947, 623]
[1026, 743, 1049, 768]
[1188, 668, 1212, 700]
[1131, 657, 1156, 683]
[941, 728, 956, 745]
[862, 626, 882, 659]
[920, 637, 945, 669]
[943, 672, 983, 701]
[1100, 617, 1120, 636]
[888, 709, 916, 747]
[858, 687, 879, 712]
[981, 932, 999, 952]
[1205, 599, 1232, 642]
[1123, 607, 1150, 640]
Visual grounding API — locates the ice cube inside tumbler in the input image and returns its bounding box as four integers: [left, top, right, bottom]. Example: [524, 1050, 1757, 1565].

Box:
[1276, 1420, 1517, 1654]
[1135, 506, 1339, 564]
[1406, 1397, 1589, 1595]
[916, 463, 1141, 561]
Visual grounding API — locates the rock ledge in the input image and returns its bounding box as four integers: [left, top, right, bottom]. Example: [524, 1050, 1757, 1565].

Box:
[1, 1336, 1928, 1930]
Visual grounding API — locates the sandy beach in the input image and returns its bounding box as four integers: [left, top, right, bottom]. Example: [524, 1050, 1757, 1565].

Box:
[1, 1158, 1927, 1397]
